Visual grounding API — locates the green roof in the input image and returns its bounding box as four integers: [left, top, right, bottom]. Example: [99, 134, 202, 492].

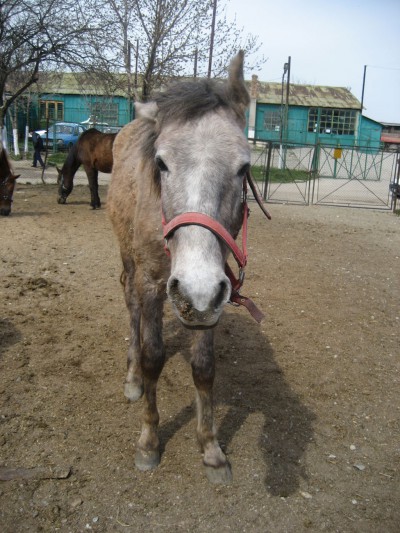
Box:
[36, 72, 129, 97]
[36, 72, 361, 110]
[248, 81, 361, 109]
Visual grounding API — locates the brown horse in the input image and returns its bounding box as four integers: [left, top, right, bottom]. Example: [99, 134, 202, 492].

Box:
[57, 128, 116, 208]
[0, 147, 20, 216]
[107, 52, 269, 483]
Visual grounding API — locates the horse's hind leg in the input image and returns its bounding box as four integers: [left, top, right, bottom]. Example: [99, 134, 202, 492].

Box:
[134, 286, 165, 471]
[121, 257, 143, 401]
[191, 330, 232, 484]
[85, 167, 101, 209]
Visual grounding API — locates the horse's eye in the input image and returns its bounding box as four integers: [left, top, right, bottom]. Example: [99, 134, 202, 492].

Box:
[156, 157, 169, 172]
[238, 163, 250, 177]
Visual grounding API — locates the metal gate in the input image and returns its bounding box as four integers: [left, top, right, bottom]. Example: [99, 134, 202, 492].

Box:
[251, 141, 399, 210]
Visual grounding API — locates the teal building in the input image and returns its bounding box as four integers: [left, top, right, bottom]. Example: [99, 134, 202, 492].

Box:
[247, 77, 382, 150]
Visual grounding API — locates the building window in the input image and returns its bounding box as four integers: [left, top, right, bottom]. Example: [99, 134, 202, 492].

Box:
[39, 100, 64, 121]
[263, 110, 281, 132]
[308, 108, 356, 135]
[89, 102, 119, 125]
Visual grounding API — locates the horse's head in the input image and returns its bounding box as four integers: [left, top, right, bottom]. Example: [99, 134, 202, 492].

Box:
[137, 51, 251, 328]
[0, 172, 20, 216]
[56, 165, 73, 204]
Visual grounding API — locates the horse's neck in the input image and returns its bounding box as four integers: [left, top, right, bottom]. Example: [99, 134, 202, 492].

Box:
[0, 151, 11, 178]
[64, 147, 81, 174]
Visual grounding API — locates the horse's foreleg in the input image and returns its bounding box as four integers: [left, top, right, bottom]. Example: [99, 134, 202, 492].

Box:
[191, 330, 232, 483]
[121, 258, 143, 402]
[134, 292, 165, 471]
[85, 168, 101, 209]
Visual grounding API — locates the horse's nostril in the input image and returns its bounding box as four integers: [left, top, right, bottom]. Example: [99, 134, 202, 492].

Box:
[169, 277, 180, 296]
[213, 280, 229, 310]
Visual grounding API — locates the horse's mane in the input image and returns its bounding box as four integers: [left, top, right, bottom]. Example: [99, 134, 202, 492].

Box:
[153, 78, 246, 127]
[62, 142, 80, 172]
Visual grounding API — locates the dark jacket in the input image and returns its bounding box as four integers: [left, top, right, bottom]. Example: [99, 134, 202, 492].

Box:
[32, 132, 44, 150]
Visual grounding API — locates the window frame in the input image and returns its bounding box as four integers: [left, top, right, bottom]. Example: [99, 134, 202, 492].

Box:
[263, 109, 281, 132]
[308, 107, 356, 135]
[39, 100, 64, 122]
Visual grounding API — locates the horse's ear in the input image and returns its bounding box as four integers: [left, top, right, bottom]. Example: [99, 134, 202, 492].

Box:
[227, 50, 250, 122]
[15, 174, 21, 180]
[135, 101, 158, 122]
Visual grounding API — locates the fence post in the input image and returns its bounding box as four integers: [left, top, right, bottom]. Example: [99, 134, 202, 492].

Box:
[263, 141, 273, 201]
[393, 155, 400, 213]
[310, 142, 320, 205]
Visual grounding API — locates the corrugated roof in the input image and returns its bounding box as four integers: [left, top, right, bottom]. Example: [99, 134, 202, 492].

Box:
[36, 72, 128, 97]
[36, 72, 361, 110]
[248, 81, 361, 109]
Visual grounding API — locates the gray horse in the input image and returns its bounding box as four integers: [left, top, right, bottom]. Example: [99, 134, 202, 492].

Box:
[107, 51, 258, 483]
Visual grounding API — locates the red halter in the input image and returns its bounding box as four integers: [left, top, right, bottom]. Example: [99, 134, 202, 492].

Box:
[162, 172, 271, 323]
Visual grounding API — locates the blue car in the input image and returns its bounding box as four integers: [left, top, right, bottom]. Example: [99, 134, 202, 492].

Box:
[37, 122, 87, 151]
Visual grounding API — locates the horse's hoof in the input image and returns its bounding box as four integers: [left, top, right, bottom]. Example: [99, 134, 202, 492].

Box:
[135, 448, 160, 471]
[57, 197, 66, 204]
[204, 462, 232, 484]
[124, 381, 143, 402]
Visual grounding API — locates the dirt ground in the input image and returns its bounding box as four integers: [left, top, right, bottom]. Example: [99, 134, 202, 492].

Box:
[1, 169, 399, 532]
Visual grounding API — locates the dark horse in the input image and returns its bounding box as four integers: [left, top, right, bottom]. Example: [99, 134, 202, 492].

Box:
[0, 147, 20, 216]
[107, 51, 270, 483]
[57, 128, 117, 208]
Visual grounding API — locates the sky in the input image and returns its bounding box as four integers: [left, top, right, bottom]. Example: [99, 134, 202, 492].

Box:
[225, 0, 400, 123]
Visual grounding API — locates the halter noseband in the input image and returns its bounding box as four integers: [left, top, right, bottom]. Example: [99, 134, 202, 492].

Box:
[162, 171, 271, 323]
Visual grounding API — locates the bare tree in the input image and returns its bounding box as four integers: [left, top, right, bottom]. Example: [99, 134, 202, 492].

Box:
[0, 0, 266, 150]
[0, 0, 113, 145]
[104, 0, 266, 101]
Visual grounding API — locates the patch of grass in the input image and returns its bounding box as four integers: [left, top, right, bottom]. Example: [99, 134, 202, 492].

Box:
[9, 150, 67, 167]
[45, 152, 67, 167]
[251, 165, 311, 183]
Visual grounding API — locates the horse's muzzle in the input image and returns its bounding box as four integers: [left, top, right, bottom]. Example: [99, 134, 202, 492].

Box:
[167, 275, 230, 328]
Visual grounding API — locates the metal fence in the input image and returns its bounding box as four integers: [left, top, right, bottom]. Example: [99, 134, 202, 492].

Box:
[251, 141, 400, 210]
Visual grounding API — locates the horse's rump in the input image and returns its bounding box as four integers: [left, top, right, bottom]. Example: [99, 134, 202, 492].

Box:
[0, 147, 20, 216]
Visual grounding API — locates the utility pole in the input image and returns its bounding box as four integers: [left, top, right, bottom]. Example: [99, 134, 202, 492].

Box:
[280, 56, 291, 169]
[357, 65, 367, 145]
[134, 40, 139, 89]
[284, 56, 291, 143]
[360, 64, 367, 115]
[208, 0, 217, 78]
[194, 48, 198, 78]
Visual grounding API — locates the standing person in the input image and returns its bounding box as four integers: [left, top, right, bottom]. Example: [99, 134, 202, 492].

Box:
[31, 131, 45, 168]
